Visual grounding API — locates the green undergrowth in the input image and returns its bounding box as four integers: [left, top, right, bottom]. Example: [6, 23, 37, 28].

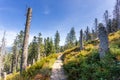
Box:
[63, 31, 120, 80]
[6, 53, 58, 80]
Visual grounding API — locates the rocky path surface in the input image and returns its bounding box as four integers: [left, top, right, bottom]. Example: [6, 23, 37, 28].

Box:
[50, 54, 67, 80]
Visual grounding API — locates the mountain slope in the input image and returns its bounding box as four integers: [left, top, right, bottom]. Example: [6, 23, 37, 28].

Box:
[62, 30, 120, 80]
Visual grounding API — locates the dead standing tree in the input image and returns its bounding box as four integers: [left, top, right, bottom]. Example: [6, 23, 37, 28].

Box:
[20, 8, 32, 73]
[80, 29, 83, 50]
[0, 31, 6, 78]
[98, 23, 109, 59]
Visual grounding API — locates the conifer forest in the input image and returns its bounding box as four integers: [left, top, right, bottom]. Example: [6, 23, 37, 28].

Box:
[0, 0, 120, 80]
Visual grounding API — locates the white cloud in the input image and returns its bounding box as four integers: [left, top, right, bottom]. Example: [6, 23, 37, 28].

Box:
[0, 25, 17, 47]
[29, 34, 34, 44]
[1, 32, 34, 47]
[6, 31, 17, 47]
[43, 10, 50, 15]
[0, 29, 17, 47]
[43, 6, 50, 15]
[0, 25, 34, 47]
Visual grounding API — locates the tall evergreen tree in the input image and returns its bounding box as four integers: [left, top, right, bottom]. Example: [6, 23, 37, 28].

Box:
[113, 0, 120, 29]
[91, 29, 95, 40]
[44, 38, 47, 56]
[4, 53, 12, 74]
[11, 30, 24, 73]
[65, 33, 70, 49]
[44, 37, 55, 56]
[46, 37, 50, 55]
[37, 33, 43, 60]
[54, 31, 60, 53]
[85, 26, 91, 41]
[104, 10, 109, 27]
[28, 36, 38, 64]
[16, 30, 24, 72]
[107, 19, 112, 33]
[12, 37, 18, 73]
[18, 31, 24, 50]
[69, 27, 76, 44]
[65, 27, 76, 49]
[49, 38, 55, 54]
[111, 18, 118, 32]
[103, 10, 113, 34]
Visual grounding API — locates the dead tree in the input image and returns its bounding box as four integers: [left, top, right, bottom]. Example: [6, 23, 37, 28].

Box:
[94, 18, 98, 38]
[0, 31, 6, 78]
[98, 23, 109, 59]
[20, 8, 32, 73]
[80, 29, 83, 50]
[104, 10, 109, 28]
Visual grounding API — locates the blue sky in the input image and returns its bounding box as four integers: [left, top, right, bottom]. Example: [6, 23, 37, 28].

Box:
[0, 0, 115, 47]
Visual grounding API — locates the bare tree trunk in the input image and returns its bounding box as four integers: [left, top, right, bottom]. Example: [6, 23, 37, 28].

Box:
[4, 72, 6, 80]
[20, 8, 32, 74]
[80, 29, 83, 50]
[0, 56, 3, 78]
[0, 31, 6, 78]
[33, 59, 35, 64]
[98, 23, 109, 59]
[94, 18, 98, 38]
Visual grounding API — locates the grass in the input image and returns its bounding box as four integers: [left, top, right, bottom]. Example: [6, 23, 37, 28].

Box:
[62, 30, 120, 80]
[6, 30, 120, 80]
[6, 53, 58, 80]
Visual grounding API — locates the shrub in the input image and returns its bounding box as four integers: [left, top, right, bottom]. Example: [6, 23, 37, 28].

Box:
[6, 53, 58, 80]
[63, 31, 120, 80]
[63, 49, 120, 80]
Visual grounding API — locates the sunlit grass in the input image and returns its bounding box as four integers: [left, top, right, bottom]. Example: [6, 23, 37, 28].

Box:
[6, 53, 58, 80]
[63, 30, 120, 80]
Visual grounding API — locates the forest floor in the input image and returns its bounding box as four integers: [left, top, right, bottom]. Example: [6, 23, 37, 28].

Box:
[50, 54, 67, 80]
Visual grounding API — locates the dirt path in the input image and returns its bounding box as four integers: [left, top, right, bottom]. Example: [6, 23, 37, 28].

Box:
[50, 54, 67, 80]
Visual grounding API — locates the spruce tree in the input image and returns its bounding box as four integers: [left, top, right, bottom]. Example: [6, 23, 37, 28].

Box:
[37, 33, 42, 60]
[113, 0, 120, 29]
[54, 31, 60, 53]
[28, 36, 38, 64]
[111, 18, 118, 32]
[69, 27, 76, 45]
[85, 26, 91, 41]
[65, 27, 76, 49]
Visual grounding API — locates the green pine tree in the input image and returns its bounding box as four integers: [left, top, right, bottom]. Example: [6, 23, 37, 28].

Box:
[54, 30, 60, 53]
